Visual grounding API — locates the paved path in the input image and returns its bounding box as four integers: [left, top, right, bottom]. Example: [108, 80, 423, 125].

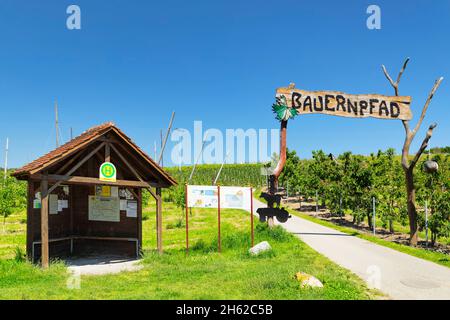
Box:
[66, 255, 143, 276]
[252, 199, 450, 300]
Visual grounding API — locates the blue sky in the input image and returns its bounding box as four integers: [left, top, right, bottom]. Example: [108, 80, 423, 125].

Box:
[0, 0, 449, 168]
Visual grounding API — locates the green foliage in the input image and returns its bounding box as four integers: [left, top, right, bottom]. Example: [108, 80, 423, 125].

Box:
[281, 148, 449, 239]
[0, 174, 27, 230]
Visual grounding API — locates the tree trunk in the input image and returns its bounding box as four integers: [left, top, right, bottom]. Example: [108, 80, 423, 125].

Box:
[367, 212, 373, 229]
[389, 219, 394, 233]
[405, 169, 419, 245]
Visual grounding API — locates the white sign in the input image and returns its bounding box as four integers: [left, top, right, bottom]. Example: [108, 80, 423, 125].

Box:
[187, 185, 219, 208]
[49, 194, 59, 215]
[120, 199, 128, 211]
[220, 186, 252, 211]
[126, 200, 138, 218]
[88, 196, 120, 222]
[187, 185, 252, 210]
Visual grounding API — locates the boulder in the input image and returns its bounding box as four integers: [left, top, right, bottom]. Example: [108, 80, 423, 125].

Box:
[249, 241, 272, 255]
[294, 272, 323, 288]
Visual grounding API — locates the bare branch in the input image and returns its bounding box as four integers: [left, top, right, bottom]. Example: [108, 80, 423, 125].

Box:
[409, 123, 437, 169]
[381, 65, 397, 94]
[381, 58, 410, 96]
[396, 57, 410, 85]
[412, 77, 444, 135]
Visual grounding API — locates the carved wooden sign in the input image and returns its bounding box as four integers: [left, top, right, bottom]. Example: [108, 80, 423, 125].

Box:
[275, 86, 413, 120]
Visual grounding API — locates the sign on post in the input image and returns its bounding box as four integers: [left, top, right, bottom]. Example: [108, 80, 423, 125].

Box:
[275, 87, 413, 120]
[185, 185, 254, 253]
[99, 162, 117, 182]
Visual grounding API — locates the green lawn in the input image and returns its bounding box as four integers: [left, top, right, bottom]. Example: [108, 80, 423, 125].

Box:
[0, 202, 381, 300]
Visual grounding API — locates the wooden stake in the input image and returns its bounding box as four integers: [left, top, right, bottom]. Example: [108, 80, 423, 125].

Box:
[3, 137, 8, 181]
[185, 184, 189, 255]
[250, 187, 254, 248]
[217, 185, 221, 253]
[40, 177, 49, 268]
[158, 111, 175, 166]
[55, 100, 59, 148]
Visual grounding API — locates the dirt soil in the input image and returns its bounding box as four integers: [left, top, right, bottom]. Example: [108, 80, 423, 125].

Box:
[281, 196, 450, 256]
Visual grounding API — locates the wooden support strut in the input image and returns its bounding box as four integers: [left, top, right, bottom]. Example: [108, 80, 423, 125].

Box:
[47, 141, 107, 195]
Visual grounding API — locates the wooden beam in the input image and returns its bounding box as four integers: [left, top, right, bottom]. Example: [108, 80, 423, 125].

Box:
[105, 143, 111, 162]
[40, 177, 49, 268]
[55, 150, 85, 175]
[32, 174, 156, 188]
[47, 142, 106, 194]
[156, 187, 162, 254]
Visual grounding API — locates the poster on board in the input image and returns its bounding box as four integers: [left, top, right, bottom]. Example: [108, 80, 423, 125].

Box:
[88, 196, 120, 222]
[187, 185, 252, 210]
[49, 194, 59, 215]
[220, 187, 252, 211]
[187, 185, 219, 208]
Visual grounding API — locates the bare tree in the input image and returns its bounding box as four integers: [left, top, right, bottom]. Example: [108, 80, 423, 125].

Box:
[382, 58, 443, 245]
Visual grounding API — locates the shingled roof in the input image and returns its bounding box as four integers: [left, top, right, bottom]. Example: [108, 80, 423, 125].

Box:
[12, 122, 177, 186]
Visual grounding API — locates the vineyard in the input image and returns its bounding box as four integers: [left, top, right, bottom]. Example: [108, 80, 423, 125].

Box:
[165, 163, 268, 187]
[1, 149, 449, 248]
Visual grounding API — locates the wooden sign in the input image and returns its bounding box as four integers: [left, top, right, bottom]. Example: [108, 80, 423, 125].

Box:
[275, 87, 413, 120]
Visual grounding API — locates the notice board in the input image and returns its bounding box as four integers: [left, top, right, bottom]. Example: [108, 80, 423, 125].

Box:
[88, 196, 120, 222]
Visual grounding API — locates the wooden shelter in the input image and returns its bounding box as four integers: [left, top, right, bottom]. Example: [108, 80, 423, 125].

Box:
[13, 122, 176, 268]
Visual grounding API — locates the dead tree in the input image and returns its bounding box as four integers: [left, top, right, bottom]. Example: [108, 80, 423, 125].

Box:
[382, 58, 443, 245]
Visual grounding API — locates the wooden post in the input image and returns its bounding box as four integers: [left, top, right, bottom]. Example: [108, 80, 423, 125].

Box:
[137, 188, 142, 256]
[250, 187, 254, 248]
[185, 184, 189, 254]
[217, 185, 221, 253]
[26, 181, 34, 260]
[40, 177, 49, 268]
[156, 187, 162, 254]
[105, 143, 111, 162]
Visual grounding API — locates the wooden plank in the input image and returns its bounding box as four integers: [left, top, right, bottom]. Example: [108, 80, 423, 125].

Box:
[40, 177, 49, 268]
[276, 87, 413, 120]
[32, 174, 155, 188]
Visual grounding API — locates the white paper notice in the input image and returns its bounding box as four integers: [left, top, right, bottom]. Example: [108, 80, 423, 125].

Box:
[49, 194, 58, 215]
[126, 200, 137, 218]
[111, 186, 119, 198]
[120, 199, 127, 211]
[57, 200, 63, 212]
[58, 200, 68, 212]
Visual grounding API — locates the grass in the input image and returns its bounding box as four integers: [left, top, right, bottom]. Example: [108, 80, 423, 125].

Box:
[0, 202, 381, 300]
[286, 208, 450, 269]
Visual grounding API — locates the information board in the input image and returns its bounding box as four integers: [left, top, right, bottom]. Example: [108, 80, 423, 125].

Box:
[88, 196, 120, 222]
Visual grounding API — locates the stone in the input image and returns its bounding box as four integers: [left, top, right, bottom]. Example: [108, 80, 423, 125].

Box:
[294, 272, 323, 288]
[249, 241, 272, 255]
